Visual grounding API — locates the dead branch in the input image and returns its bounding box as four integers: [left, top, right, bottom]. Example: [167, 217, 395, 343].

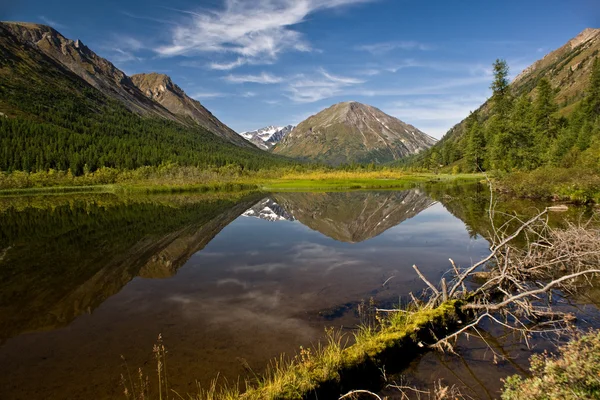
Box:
[339, 389, 383, 399]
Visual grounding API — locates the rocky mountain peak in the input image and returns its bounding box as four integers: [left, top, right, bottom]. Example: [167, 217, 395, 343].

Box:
[130, 72, 253, 148]
[1, 21, 254, 149]
[568, 28, 600, 49]
[273, 101, 435, 165]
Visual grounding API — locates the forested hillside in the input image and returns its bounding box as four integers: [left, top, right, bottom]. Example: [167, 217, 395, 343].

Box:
[407, 28, 600, 173]
[0, 24, 293, 175]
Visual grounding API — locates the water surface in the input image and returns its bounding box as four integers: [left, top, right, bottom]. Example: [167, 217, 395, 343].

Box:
[0, 186, 593, 399]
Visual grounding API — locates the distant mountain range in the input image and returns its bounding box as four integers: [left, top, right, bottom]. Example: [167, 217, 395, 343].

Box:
[273, 101, 437, 165]
[0, 21, 309, 173]
[0, 21, 438, 170]
[1, 22, 253, 148]
[239, 125, 295, 150]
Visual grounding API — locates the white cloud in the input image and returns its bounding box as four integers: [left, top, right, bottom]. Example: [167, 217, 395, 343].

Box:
[385, 95, 488, 138]
[209, 58, 248, 70]
[155, 0, 375, 68]
[191, 91, 228, 99]
[224, 72, 283, 84]
[99, 35, 147, 64]
[356, 40, 431, 55]
[111, 48, 143, 63]
[39, 16, 66, 29]
[286, 69, 364, 103]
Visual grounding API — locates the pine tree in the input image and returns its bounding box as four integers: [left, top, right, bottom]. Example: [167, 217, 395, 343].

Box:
[465, 113, 486, 172]
[490, 59, 512, 117]
[584, 57, 600, 117]
[488, 59, 514, 170]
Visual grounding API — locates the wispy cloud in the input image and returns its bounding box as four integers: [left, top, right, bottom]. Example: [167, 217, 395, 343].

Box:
[286, 68, 364, 103]
[155, 0, 375, 68]
[224, 72, 283, 84]
[356, 40, 431, 55]
[39, 16, 66, 29]
[100, 35, 146, 64]
[191, 91, 228, 99]
[385, 95, 488, 138]
[209, 58, 248, 70]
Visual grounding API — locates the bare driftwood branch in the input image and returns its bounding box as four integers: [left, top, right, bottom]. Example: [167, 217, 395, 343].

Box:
[412, 264, 440, 297]
[447, 208, 549, 299]
[339, 389, 383, 399]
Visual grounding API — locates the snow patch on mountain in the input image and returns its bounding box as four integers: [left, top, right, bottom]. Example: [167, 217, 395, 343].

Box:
[238, 125, 294, 150]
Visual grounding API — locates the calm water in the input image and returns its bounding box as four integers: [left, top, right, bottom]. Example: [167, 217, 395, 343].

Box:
[0, 186, 595, 399]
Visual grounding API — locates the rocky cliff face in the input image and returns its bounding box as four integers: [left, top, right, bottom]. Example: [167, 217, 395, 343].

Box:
[131, 73, 253, 148]
[273, 102, 436, 165]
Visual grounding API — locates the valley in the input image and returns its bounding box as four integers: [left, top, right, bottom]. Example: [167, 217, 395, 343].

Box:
[1, 4, 600, 400]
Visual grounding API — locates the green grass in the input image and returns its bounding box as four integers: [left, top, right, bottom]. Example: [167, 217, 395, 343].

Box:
[261, 173, 484, 191]
[0, 184, 116, 196]
[0, 171, 484, 196]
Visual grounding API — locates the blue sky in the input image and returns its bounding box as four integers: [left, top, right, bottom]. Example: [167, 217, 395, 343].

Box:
[4, 0, 599, 137]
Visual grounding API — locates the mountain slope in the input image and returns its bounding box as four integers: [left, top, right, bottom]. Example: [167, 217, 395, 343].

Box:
[2, 22, 253, 148]
[273, 102, 436, 165]
[2, 22, 175, 121]
[131, 73, 253, 148]
[410, 27, 600, 169]
[240, 125, 294, 150]
[0, 22, 291, 174]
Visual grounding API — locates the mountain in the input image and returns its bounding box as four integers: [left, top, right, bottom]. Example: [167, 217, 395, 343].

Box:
[0, 22, 292, 174]
[272, 102, 436, 165]
[239, 125, 294, 150]
[131, 73, 252, 148]
[272, 190, 436, 243]
[410, 27, 600, 169]
[2, 22, 176, 121]
[242, 198, 295, 221]
[241, 191, 435, 242]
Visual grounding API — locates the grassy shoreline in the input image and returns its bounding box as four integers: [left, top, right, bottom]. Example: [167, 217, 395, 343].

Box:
[140, 301, 463, 400]
[0, 171, 484, 196]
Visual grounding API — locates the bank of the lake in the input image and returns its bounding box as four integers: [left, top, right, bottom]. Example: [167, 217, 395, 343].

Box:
[0, 168, 485, 196]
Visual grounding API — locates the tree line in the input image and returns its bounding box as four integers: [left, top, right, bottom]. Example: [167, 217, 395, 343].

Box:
[0, 51, 295, 175]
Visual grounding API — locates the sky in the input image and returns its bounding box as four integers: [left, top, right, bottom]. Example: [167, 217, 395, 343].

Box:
[3, 0, 600, 137]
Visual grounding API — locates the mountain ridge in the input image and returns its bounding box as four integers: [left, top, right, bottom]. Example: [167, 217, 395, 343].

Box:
[131, 72, 252, 147]
[1, 21, 253, 148]
[0, 21, 292, 174]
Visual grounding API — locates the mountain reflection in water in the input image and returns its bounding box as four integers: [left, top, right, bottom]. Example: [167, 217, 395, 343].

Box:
[0, 187, 499, 399]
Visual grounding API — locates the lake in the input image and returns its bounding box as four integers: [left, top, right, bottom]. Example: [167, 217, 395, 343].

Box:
[0, 184, 596, 399]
